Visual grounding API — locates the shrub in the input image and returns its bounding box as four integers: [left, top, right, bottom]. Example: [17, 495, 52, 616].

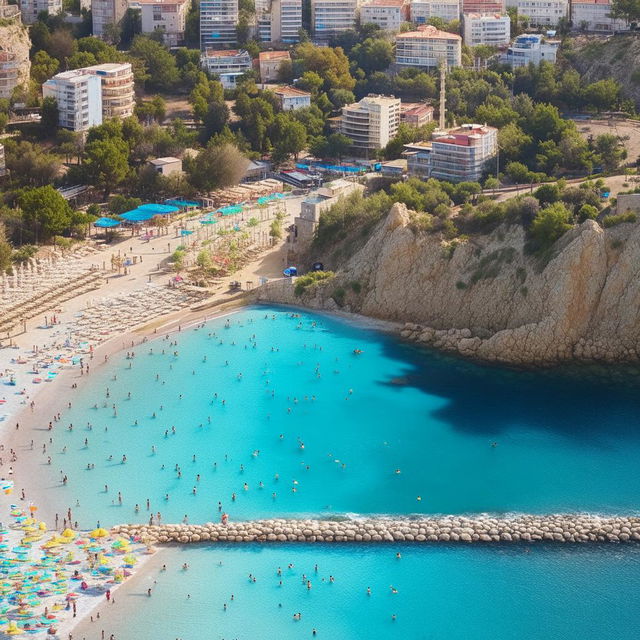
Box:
[602, 212, 637, 228]
[530, 202, 572, 249]
[577, 204, 599, 222]
[456, 281, 467, 289]
[349, 281, 361, 294]
[293, 270, 335, 296]
[332, 287, 346, 306]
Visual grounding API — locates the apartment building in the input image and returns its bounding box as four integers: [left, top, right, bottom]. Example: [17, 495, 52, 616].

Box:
[274, 85, 311, 110]
[503, 33, 559, 66]
[258, 50, 290, 83]
[0, 53, 22, 100]
[360, 0, 410, 31]
[19, 0, 62, 23]
[84, 63, 135, 119]
[43, 70, 103, 131]
[200, 0, 238, 48]
[340, 94, 401, 152]
[462, 0, 504, 12]
[404, 124, 497, 182]
[0, 0, 21, 19]
[400, 102, 434, 126]
[311, 0, 359, 38]
[257, 0, 302, 42]
[505, 0, 568, 25]
[570, 0, 628, 31]
[139, 0, 190, 47]
[396, 25, 462, 69]
[410, 0, 459, 23]
[200, 49, 252, 74]
[91, 0, 128, 37]
[463, 12, 510, 45]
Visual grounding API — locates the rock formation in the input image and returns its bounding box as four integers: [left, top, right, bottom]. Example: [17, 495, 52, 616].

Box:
[0, 11, 31, 100]
[112, 514, 640, 544]
[257, 203, 640, 366]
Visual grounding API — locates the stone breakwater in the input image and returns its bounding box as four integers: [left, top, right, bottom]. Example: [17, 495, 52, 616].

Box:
[112, 515, 640, 544]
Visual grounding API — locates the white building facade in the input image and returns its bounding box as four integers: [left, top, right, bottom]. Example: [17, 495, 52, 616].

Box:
[311, 0, 359, 38]
[396, 25, 462, 68]
[200, 0, 238, 48]
[503, 33, 559, 66]
[570, 0, 628, 31]
[139, 0, 190, 47]
[200, 49, 252, 75]
[274, 86, 312, 110]
[91, 0, 128, 37]
[42, 70, 103, 132]
[19, 0, 62, 23]
[505, 0, 568, 25]
[410, 0, 460, 23]
[340, 94, 401, 152]
[462, 12, 510, 45]
[360, 0, 409, 31]
[85, 63, 135, 119]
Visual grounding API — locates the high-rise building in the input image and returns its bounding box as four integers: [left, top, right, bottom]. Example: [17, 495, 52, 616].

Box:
[410, 0, 460, 23]
[139, 0, 191, 47]
[340, 94, 401, 152]
[311, 0, 359, 38]
[42, 70, 103, 132]
[360, 0, 410, 31]
[91, 0, 128, 37]
[570, 0, 626, 30]
[395, 25, 462, 69]
[404, 124, 497, 182]
[505, 0, 568, 25]
[462, 12, 510, 45]
[200, 0, 239, 48]
[257, 0, 302, 42]
[19, 0, 62, 24]
[85, 63, 135, 119]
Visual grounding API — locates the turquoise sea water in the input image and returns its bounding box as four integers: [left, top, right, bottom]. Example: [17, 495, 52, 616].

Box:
[30, 306, 640, 639]
[43, 306, 640, 528]
[79, 543, 640, 640]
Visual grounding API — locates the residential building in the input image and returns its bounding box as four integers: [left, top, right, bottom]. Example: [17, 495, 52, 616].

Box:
[340, 94, 401, 152]
[360, 0, 410, 31]
[148, 156, 183, 175]
[311, 0, 359, 38]
[85, 63, 135, 119]
[395, 25, 462, 69]
[400, 102, 434, 126]
[139, 0, 190, 47]
[503, 33, 559, 67]
[462, 0, 504, 12]
[462, 12, 510, 46]
[404, 124, 497, 182]
[91, 0, 128, 37]
[505, 0, 568, 25]
[258, 50, 290, 83]
[410, 0, 459, 23]
[0, 52, 26, 100]
[42, 70, 103, 131]
[200, 0, 238, 48]
[0, 143, 5, 177]
[274, 85, 312, 110]
[0, 0, 21, 19]
[257, 0, 302, 42]
[19, 0, 62, 23]
[570, 0, 628, 31]
[200, 49, 252, 75]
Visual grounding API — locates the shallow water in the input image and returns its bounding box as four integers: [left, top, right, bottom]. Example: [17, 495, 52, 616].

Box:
[77, 543, 640, 640]
[41, 306, 640, 529]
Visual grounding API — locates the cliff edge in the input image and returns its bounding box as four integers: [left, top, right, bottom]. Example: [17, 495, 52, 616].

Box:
[258, 203, 640, 366]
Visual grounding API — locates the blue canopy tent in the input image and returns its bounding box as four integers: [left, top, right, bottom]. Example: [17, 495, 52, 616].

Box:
[119, 209, 155, 223]
[138, 203, 180, 214]
[93, 217, 121, 228]
[218, 205, 243, 216]
[165, 199, 200, 208]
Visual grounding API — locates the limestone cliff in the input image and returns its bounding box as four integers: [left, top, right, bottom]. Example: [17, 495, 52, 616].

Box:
[257, 203, 640, 366]
[0, 18, 31, 100]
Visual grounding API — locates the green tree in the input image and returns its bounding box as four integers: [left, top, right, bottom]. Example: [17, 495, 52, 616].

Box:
[0, 223, 12, 273]
[108, 195, 142, 215]
[41, 96, 59, 131]
[84, 138, 130, 197]
[498, 123, 532, 164]
[18, 185, 73, 243]
[130, 36, 180, 91]
[583, 79, 620, 112]
[31, 50, 59, 84]
[296, 71, 324, 95]
[610, 0, 640, 23]
[185, 143, 248, 192]
[326, 132, 352, 160]
[120, 7, 142, 48]
[530, 202, 572, 248]
[593, 133, 627, 171]
[351, 38, 393, 74]
[269, 114, 307, 163]
[506, 161, 531, 184]
[577, 203, 599, 222]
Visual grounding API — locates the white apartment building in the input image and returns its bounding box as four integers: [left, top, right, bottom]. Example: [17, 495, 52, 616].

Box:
[274, 85, 311, 110]
[311, 0, 359, 38]
[91, 0, 128, 37]
[410, 0, 460, 23]
[19, 0, 61, 23]
[505, 0, 568, 25]
[258, 50, 290, 82]
[340, 94, 401, 152]
[200, 0, 238, 48]
[503, 33, 559, 66]
[360, 0, 409, 31]
[570, 0, 628, 31]
[257, 0, 302, 42]
[84, 63, 135, 119]
[404, 124, 497, 182]
[200, 49, 252, 75]
[139, 0, 191, 47]
[396, 25, 462, 68]
[463, 12, 510, 45]
[43, 70, 103, 132]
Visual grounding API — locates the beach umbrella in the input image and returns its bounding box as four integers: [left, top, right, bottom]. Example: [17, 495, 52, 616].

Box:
[89, 528, 108, 539]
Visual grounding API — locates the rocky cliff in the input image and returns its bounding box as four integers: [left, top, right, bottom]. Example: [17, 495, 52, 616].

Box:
[0, 18, 31, 100]
[257, 203, 640, 366]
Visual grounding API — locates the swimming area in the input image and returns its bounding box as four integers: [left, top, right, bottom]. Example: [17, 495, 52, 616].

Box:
[42, 305, 640, 529]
